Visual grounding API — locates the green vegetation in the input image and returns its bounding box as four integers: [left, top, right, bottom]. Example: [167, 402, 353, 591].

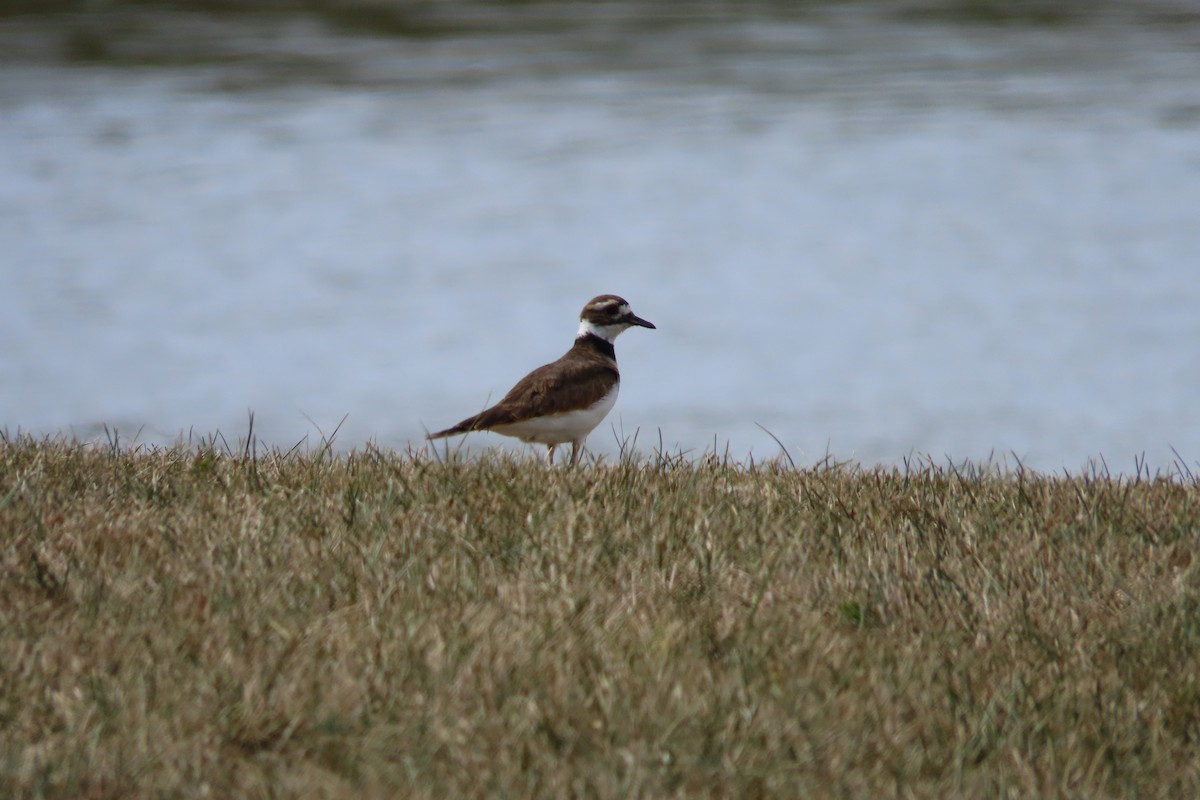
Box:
[2, 436, 1199, 797]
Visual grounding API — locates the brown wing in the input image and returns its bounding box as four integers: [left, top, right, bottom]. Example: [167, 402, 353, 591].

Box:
[427, 353, 618, 438]
[476, 356, 617, 426]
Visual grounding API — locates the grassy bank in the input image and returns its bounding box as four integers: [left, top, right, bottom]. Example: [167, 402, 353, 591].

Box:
[2, 437, 1199, 798]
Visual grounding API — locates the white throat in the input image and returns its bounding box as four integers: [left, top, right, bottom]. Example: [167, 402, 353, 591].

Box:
[577, 318, 628, 343]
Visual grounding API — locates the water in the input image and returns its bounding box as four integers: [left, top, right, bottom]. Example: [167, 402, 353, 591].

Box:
[2, 4, 1199, 472]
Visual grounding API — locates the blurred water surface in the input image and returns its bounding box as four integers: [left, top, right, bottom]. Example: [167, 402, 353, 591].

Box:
[2, 2, 1199, 471]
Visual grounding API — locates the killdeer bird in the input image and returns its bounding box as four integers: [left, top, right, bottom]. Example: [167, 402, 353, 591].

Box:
[427, 294, 655, 465]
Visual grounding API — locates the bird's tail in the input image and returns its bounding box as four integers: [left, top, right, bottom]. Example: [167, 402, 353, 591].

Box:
[426, 415, 479, 440]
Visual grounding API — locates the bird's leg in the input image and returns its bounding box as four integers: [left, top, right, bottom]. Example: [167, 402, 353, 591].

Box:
[546, 444, 556, 465]
[569, 440, 583, 467]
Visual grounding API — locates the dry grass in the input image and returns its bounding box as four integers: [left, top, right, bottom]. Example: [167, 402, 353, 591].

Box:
[2, 435, 1199, 798]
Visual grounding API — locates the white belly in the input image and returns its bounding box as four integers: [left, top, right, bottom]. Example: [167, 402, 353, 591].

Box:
[491, 384, 619, 445]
